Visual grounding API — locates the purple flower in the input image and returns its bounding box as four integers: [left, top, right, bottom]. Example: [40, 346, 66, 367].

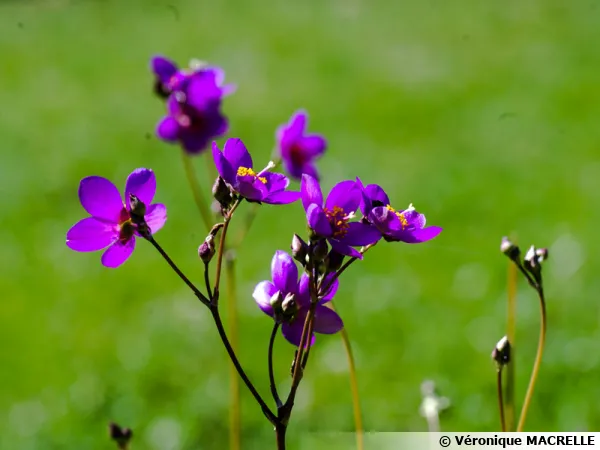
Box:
[301, 174, 381, 259]
[357, 178, 442, 243]
[212, 138, 301, 205]
[66, 169, 167, 268]
[253, 251, 343, 347]
[155, 60, 235, 155]
[276, 110, 327, 181]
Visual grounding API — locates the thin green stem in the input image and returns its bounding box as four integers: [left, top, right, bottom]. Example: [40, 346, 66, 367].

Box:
[268, 323, 282, 408]
[203, 262, 213, 300]
[497, 368, 506, 432]
[148, 237, 209, 305]
[330, 300, 364, 450]
[516, 286, 546, 431]
[180, 151, 212, 231]
[505, 262, 517, 431]
[225, 254, 241, 450]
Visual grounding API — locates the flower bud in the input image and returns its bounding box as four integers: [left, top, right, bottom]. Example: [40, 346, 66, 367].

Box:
[535, 247, 549, 263]
[153, 79, 171, 99]
[198, 235, 216, 263]
[270, 291, 284, 323]
[491, 335, 511, 367]
[524, 245, 542, 283]
[500, 236, 520, 262]
[128, 194, 150, 238]
[326, 250, 345, 273]
[312, 238, 329, 263]
[212, 176, 233, 209]
[109, 422, 133, 448]
[282, 292, 298, 317]
[291, 234, 308, 265]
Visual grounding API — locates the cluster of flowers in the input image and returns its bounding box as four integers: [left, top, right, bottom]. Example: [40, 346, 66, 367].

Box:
[65, 55, 442, 347]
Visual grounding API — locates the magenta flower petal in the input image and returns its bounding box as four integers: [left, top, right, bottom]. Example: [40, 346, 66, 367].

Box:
[66, 218, 117, 252]
[289, 162, 318, 180]
[263, 172, 289, 192]
[319, 273, 339, 302]
[212, 142, 236, 185]
[313, 306, 343, 334]
[156, 117, 180, 142]
[282, 317, 315, 347]
[223, 138, 253, 170]
[271, 251, 298, 295]
[295, 274, 312, 307]
[325, 180, 361, 213]
[301, 174, 323, 211]
[237, 178, 269, 202]
[145, 203, 167, 234]
[299, 136, 326, 156]
[306, 204, 332, 237]
[125, 168, 156, 208]
[329, 239, 362, 259]
[101, 238, 136, 268]
[264, 191, 302, 205]
[151, 56, 178, 84]
[392, 226, 443, 243]
[252, 280, 278, 316]
[342, 222, 381, 246]
[78, 176, 124, 222]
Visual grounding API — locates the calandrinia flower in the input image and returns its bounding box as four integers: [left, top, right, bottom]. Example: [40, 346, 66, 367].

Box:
[357, 178, 442, 243]
[212, 138, 301, 205]
[276, 110, 326, 181]
[253, 251, 343, 347]
[155, 61, 235, 155]
[301, 174, 381, 258]
[66, 169, 167, 268]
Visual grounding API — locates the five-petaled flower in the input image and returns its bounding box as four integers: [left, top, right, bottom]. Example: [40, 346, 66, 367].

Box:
[276, 110, 327, 181]
[155, 58, 235, 155]
[301, 174, 381, 258]
[253, 251, 343, 347]
[66, 169, 167, 268]
[213, 138, 301, 205]
[357, 178, 442, 243]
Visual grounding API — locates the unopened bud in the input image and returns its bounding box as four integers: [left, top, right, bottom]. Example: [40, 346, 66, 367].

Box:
[312, 239, 329, 263]
[326, 250, 345, 273]
[524, 245, 543, 283]
[500, 236, 520, 261]
[270, 291, 284, 323]
[491, 336, 511, 367]
[109, 422, 133, 449]
[535, 247, 549, 263]
[153, 79, 171, 99]
[291, 234, 308, 265]
[212, 176, 233, 209]
[129, 193, 147, 219]
[282, 292, 298, 317]
[198, 235, 216, 263]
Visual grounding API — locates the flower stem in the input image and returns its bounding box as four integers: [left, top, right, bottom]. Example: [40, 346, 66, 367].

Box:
[225, 253, 241, 450]
[330, 301, 364, 450]
[148, 236, 209, 306]
[211, 304, 277, 424]
[212, 199, 241, 304]
[275, 422, 287, 450]
[516, 286, 547, 432]
[497, 368, 506, 432]
[505, 262, 517, 431]
[268, 323, 282, 408]
[180, 150, 212, 231]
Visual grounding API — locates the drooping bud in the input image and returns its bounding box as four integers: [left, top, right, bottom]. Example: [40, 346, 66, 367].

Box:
[326, 250, 345, 273]
[312, 238, 329, 263]
[270, 291, 284, 323]
[291, 234, 308, 265]
[212, 176, 233, 210]
[500, 236, 520, 262]
[535, 247, 549, 263]
[282, 292, 298, 317]
[109, 422, 133, 449]
[491, 335, 511, 368]
[198, 235, 216, 263]
[153, 78, 171, 99]
[524, 245, 542, 284]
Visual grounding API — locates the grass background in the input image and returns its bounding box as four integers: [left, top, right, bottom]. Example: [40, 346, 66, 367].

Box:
[1, 0, 599, 448]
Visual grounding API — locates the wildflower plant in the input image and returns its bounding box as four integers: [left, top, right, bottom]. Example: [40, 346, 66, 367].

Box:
[65, 54, 448, 448]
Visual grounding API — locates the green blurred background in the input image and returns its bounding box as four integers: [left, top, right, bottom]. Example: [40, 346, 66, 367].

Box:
[1, 0, 599, 448]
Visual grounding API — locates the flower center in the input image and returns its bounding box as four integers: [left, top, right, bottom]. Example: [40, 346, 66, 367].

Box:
[118, 207, 136, 242]
[386, 204, 414, 230]
[289, 143, 308, 166]
[324, 206, 350, 238]
[237, 166, 267, 184]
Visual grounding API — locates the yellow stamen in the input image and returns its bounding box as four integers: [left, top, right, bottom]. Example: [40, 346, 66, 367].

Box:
[237, 166, 267, 184]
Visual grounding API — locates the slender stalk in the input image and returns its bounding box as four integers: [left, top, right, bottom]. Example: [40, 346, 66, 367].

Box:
[268, 323, 282, 408]
[497, 368, 506, 432]
[211, 305, 277, 423]
[275, 422, 287, 450]
[148, 237, 209, 305]
[225, 254, 241, 450]
[203, 262, 213, 300]
[180, 150, 212, 231]
[330, 300, 364, 450]
[213, 199, 241, 303]
[505, 262, 517, 431]
[516, 286, 547, 432]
